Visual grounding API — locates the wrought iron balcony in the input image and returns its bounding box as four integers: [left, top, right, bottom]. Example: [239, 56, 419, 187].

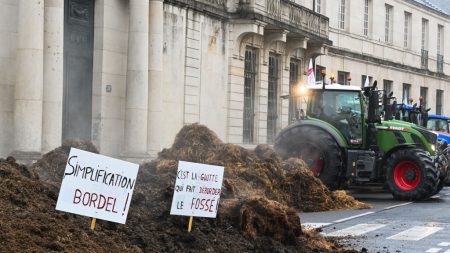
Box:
[421, 49, 428, 69]
[237, 0, 329, 38]
[437, 54, 444, 73]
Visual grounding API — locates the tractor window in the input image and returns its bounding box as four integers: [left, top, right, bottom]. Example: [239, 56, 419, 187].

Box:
[309, 90, 363, 145]
[427, 119, 449, 133]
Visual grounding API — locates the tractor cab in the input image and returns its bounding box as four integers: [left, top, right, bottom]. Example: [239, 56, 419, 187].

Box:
[306, 84, 364, 146]
[427, 114, 450, 133]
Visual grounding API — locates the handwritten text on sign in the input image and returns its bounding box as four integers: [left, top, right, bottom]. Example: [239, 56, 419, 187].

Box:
[170, 161, 224, 218]
[56, 148, 139, 224]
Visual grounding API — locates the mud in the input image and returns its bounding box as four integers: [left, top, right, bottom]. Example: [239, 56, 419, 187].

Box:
[0, 124, 367, 252]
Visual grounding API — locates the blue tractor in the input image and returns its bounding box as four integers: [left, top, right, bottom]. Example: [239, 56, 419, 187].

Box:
[427, 114, 450, 144]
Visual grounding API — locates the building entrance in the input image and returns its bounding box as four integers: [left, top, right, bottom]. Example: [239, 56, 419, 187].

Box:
[63, 0, 95, 141]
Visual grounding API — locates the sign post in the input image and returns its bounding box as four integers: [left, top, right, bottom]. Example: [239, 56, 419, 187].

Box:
[170, 161, 224, 232]
[56, 148, 139, 226]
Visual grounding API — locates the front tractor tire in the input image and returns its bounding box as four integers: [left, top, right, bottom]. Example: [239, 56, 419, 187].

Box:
[385, 148, 439, 201]
[274, 126, 343, 190]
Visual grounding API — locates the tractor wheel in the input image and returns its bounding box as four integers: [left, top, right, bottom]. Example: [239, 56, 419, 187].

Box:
[432, 154, 448, 195]
[274, 126, 343, 190]
[385, 148, 439, 201]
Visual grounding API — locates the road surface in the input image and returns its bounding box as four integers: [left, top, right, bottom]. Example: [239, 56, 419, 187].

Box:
[301, 187, 450, 253]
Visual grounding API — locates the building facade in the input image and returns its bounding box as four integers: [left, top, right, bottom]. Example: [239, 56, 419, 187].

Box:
[0, 0, 329, 159]
[1, 0, 449, 160]
[315, 0, 450, 114]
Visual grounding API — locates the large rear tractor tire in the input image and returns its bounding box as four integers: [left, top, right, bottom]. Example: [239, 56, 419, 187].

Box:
[274, 126, 343, 190]
[385, 148, 439, 201]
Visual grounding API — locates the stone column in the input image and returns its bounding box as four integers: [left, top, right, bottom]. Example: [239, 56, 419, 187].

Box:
[123, 0, 150, 157]
[12, 0, 45, 159]
[147, 0, 164, 157]
[42, 0, 64, 153]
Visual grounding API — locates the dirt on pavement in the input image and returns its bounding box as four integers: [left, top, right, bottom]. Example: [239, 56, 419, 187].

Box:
[0, 124, 367, 252]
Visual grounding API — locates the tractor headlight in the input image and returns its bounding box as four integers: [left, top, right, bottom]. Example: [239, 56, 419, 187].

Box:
[431, 144, 436, 152]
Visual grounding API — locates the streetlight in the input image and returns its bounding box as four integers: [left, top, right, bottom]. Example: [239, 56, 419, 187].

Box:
[329, 72, 335, 83]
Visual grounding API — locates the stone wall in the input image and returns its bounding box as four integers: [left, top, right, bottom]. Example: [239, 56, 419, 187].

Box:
[0, 1, 18, 158]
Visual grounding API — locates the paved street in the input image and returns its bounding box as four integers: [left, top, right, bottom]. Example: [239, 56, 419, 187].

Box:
[301, 187, 450, 253]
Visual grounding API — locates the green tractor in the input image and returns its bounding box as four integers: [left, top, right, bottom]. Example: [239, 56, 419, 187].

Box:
[274, 81, 447, 200]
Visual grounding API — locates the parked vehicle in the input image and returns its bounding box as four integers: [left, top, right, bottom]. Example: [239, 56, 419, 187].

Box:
[274, 81, 448, 200]
[392, 104, 450, 185]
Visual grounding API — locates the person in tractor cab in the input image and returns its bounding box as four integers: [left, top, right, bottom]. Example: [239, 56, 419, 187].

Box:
[315, 90, 361, 144]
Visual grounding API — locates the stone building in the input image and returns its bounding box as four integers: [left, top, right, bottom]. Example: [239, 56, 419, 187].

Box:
[314, 0, 450, 114]
[0, 0, 329, 159]
[0, 0, 449, 160]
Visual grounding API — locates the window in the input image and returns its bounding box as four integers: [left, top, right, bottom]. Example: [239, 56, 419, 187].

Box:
[437, 25, 444, 55]
[315, 65, 326, 82]
[436, 89, 443, 115]
[383, 80, 393, 94]
[289, 60, 300, 123]
[404, 12, 411, 48]
[420, 86, 428, 109]
[338, 0, 345, 30]
[267, 54, 280, 144]
[422, 19, 429, 50]
[363, 0, 370, 36]
[402, 83, 411, 104]
[316, 0, 322, 14]
[309, 90, 363, 143]
[338, 71, 350, 85]
[243, 48, 257, 144]
[421, 19, 429, 69]
[361, 75, 373, 88]
[385, 5, 393, 43]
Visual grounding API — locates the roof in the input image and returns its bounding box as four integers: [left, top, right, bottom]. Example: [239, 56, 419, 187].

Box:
[428, 114, 450, 120]
[412, 0, 450, 16]
[307, 82, 362, 91]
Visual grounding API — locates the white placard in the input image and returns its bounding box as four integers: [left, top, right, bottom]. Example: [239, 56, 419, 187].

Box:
[56, 148, 139, 224]
[170, 161, 224, 218]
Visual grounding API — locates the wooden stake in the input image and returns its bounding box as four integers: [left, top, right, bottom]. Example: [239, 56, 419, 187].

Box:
[188, 216, 193, 232]
[90, 218, 96, 230]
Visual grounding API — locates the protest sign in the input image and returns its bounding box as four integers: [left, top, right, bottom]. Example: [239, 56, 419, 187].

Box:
[170, 161, 224, 218]
[56, 148, 139, 224]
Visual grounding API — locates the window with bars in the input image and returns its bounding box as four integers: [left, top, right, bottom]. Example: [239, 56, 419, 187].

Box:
[338, 0, 345, 30]
[363, 0, 369, 36]
[385, 5, 393, 43]
[289, 60, 300, 123]
[383, 80, 393, 94]
[338, 71, 350, 85]
[436, 90, 443, 115]
[243, 48, 257, 144]
[404, 12, 411, 49]
[267, 54, 279, 144]
[420, 86, 428, 109]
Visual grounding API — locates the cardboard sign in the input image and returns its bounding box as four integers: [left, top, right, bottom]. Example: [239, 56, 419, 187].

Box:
[56, 148, 139, 224]
[170, 161, 224, 218]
